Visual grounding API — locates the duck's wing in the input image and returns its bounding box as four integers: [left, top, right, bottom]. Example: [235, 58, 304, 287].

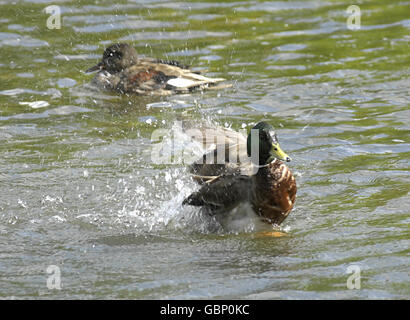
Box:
[186, 126, 253, 178]
[182, 175, 252, 211]
[189, 146, 254, 179]
[140, 61, 228, 92]
[140, 58, 206, 74]
[112, 64, 174, 95]
[181, 123, 247, 148]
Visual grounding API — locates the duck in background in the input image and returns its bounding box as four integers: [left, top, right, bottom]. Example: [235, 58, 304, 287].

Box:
[85, 43, 230, 96]
[183, 122, 297, 227]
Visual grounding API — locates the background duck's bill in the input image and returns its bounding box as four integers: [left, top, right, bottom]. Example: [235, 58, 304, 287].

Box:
[85, 62, 103, 73]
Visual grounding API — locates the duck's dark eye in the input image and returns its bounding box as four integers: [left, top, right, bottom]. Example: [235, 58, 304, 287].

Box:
[273, 147, 278, 151]
[105, 50, 122, 59]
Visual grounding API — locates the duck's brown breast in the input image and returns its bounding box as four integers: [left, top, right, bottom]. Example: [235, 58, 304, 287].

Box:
[251, 160, 297, 225]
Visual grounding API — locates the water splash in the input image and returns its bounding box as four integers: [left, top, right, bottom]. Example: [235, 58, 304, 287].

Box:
[114, 120, 283, 235]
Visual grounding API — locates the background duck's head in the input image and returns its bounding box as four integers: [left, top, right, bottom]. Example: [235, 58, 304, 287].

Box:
[86, 43, 138, 74]
[247, 122, 291, 165]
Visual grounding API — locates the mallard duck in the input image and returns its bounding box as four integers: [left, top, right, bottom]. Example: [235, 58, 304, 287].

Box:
[85, 43, 229, 95]
[182, 122, 297, 226]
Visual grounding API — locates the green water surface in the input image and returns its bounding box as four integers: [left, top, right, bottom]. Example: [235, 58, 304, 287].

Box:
[0, 0, 409, 299]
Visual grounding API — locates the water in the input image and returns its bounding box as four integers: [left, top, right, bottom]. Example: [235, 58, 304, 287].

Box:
[0, 0, 409, 299]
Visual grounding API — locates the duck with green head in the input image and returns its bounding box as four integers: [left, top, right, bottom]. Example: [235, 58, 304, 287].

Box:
[183, 122, 297, 226]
